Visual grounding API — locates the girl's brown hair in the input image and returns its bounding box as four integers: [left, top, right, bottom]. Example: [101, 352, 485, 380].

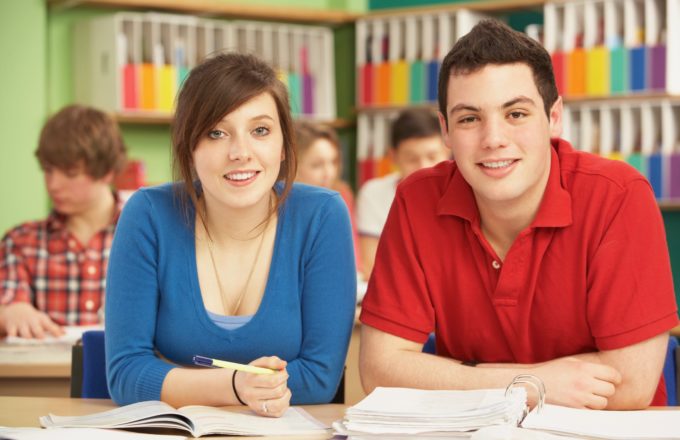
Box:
[172, 52, 297, 220]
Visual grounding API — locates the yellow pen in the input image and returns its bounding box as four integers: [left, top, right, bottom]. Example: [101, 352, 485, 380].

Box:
[192, 355, 276, 375]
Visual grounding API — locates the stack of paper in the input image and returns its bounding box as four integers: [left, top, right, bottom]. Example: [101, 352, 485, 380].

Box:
[334, 387, 527, 437]
[521, 404, 680, 440]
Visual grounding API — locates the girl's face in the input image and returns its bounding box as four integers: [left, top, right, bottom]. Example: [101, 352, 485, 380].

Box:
[193, 92, 284, 214]
[295, 138, 339, 189]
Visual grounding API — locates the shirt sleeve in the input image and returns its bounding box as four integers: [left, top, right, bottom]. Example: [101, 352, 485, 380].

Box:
[286, 194, 357, 404]
[587, 178, 678, 350]
[0, 229, 33, 305]
[105, 190, 174, 405]
[360, 188, 434, 344]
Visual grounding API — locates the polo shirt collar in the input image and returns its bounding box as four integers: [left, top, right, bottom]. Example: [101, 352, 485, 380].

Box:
[437, 139, 572, 229]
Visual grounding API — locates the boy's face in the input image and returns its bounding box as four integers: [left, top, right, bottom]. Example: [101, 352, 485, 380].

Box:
[43, 162, 112, 216]
[439, 63, 562, 210]
[393, 135, 450, 179]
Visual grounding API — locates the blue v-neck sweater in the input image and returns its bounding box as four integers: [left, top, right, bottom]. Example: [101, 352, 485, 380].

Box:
[105, 183, 356, 405]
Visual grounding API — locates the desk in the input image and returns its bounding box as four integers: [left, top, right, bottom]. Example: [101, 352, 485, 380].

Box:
[0, 342, 71, 397]
[0, 396, 346, 439]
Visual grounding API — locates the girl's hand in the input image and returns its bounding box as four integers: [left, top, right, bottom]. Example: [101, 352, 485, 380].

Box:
[234, 356, 291, 417]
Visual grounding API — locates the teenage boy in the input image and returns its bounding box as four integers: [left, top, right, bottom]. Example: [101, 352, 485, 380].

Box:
[0, 105, 127, 338]
[357, 108, 449, 277]
[359, 20, 677, 409]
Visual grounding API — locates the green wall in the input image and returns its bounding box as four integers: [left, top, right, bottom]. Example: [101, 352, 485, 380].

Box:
[0, 1, 48, 233]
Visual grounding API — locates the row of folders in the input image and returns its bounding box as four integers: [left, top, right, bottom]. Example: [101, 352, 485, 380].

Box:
[73, 13, 336, 120]
[544, 0, 680, 97]
[355, 10, 488, 107]
[356, 101, 680, 200]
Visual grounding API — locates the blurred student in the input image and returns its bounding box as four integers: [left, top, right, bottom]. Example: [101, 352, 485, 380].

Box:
[360, 20, 677, 409]
[294, 120, 362, 275]
[357, 108, 449, 277]
[0, 105, 127, 338]
[105, 53, 356, 416]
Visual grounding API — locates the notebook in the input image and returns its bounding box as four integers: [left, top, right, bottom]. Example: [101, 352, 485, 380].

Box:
[39, 400, 327, 438]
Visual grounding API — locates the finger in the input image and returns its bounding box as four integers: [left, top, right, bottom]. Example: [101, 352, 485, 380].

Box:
[41, 316, 64, 337]
[6, 322, 18, 338]
[247, 370, 289, 389]
[254, 381, 289, 401]
[251, 356, 287, 371]
[31, 321, 46, 339]
[18, 323, 33, 339]
[585, 394, 608, 410]
[592, 364, 622, 385]
[260, 389, 291, 418]
[591, 378, 617, 398]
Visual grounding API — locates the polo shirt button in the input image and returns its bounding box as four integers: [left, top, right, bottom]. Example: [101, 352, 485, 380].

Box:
[492, 260, 501, 269]
[87, 265, 97, 275]
[85, 299, 95, 310]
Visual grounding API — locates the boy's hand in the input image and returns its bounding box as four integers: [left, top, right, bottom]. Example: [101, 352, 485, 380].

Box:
[0, 302, 64, 339]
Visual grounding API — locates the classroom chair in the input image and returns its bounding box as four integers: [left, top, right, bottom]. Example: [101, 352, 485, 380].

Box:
[422, 333, 436, 354]
[70, 330, 110, 398]
[664, 336, 679, 406]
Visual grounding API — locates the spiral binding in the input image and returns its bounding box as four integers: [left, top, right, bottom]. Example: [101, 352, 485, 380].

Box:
[504, 374, 546, 425]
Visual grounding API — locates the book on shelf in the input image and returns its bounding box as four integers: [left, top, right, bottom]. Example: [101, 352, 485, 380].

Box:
[39, 400, 327, 438]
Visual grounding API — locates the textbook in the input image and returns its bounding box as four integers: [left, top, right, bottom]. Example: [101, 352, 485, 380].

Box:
[39, 400, 328, 438]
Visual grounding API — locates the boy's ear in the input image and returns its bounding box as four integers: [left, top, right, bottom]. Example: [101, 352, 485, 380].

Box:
[549, 96, 563, 139]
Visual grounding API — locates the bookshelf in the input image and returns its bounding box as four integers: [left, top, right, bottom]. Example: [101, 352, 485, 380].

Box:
[46, 0, 360, 24]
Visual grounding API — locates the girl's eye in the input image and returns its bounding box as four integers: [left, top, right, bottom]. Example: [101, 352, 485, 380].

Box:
[208, 130, 225, 139]
[253, 126, 270, 137]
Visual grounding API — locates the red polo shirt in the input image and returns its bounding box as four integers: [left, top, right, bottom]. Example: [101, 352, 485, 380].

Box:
[360, 138, 678, 405]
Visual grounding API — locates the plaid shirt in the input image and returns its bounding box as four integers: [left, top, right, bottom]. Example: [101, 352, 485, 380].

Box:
[0, 201, 121, 326]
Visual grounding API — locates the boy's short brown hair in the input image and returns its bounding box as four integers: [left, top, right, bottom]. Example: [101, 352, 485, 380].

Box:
[35, 105, 127, 178]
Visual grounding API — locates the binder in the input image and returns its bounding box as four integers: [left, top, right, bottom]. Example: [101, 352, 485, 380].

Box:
[388, 18, 408, 105]
[544, 3, 566, 95]
[622, 104, 646, 174]
[579, 106, 598, 154]
[584, 1, 609, 96]
[604, 0, 627, 94]
[661, 101, 680, 198]
[300, 32, 314, 115]
[373, 20, 390, 105]
[357, 20, 373, 107]
[599, 104, 620, 159]
[175, 18, 195, 90]
[624, 0, 646, 92]
[421, 15, 438, 103]
[641, 103, 663, 197]
[564, 3, 586, 97]
[288, 27, 302, 116]
[374, 114, 393, 177]
[157, 18, 177, 112]
[645, 0, 666, 90]
[357, 113, 375, 186]
[139, 18, 157, 110]
[406, 16, 425, 104]
[120, 16, 140, 110]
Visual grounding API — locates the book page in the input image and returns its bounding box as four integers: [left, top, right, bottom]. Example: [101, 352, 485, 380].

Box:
[5, 325, 103, 346]
[40, 401, 194, 435]
[178, 406, 328, 437]
[0, 427, 186, 440]
[522, 404, 680, 439]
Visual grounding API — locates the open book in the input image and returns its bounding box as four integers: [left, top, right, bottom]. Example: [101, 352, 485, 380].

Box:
[39, 400, 328, 438]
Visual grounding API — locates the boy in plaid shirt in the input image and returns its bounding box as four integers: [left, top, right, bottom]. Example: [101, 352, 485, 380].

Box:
[0, 105, 127, 338]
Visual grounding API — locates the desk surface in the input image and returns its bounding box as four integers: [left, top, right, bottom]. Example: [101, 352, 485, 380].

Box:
[0, 341, 71, 377]
[0, 396, 346, 439]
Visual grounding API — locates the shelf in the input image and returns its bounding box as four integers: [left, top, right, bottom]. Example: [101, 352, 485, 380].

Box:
[47, 0, 359, 24]
[659, 201, 680, 211]
[365, 0, 545, 19]
[355, 103, 438, 114]
[563, 93, 680, 105]
[113, 111, 355, 129]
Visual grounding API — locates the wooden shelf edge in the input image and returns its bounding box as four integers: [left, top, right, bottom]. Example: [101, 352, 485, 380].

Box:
[47, 0, 360, 24]
[659, 201, 680, 211]
[364, 0, 545, 19]
[113, 111, 354, 128]
[563, 93, 680, 105]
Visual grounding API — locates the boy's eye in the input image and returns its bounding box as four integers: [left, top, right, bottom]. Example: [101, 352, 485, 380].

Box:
[508, 111, 526, 119]
[458, 116, 478, 124]
[208, 130, 225, 139]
